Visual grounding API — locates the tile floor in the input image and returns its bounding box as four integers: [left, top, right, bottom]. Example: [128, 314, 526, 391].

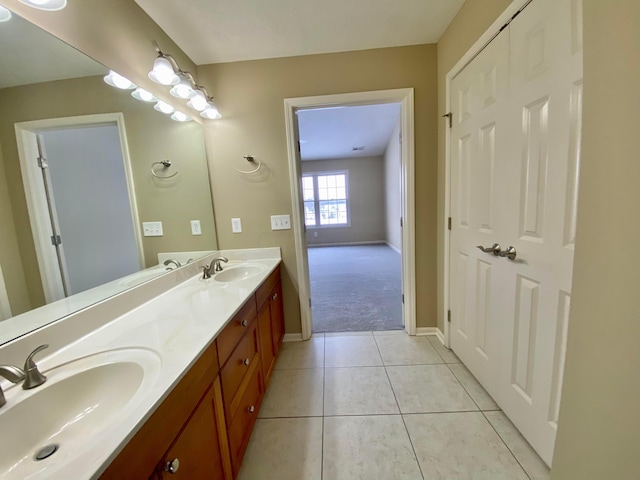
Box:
[238, 331, 550, 480]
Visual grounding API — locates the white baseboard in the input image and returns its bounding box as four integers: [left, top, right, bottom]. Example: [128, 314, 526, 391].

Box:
[283, 333, 303, 342]
[435, 328, 445, 345]
[415, 327, 438, 336]
[307, 241, 385, 248]
[386, 242, 401, 255]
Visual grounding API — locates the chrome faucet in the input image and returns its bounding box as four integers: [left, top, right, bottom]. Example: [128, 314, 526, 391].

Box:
[0, 344, 48, 408]
[0, 365, 25, 408]
[163, 259, 181, 270]
[202, 256, 229, 279]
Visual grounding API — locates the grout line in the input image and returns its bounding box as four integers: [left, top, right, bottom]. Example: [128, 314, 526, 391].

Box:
[480, 410, 533, 480]
[321, 331, 326, 480]
[443, 362, 483, 411]
[373, 334, 426, 480]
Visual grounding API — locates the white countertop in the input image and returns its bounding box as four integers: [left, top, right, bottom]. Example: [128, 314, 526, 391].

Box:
[0, 248, 281, 480]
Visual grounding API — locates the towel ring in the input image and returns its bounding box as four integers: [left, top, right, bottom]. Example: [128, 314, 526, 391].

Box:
[151, 160, 178, 179]
[234, 155, 262, 174]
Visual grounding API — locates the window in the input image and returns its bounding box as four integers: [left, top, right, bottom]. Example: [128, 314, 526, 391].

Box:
[302, 172, 349, 227]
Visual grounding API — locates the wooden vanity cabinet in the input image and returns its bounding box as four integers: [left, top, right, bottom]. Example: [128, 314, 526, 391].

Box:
[256, 266, 284, 386]
[102, 265, 283, 480]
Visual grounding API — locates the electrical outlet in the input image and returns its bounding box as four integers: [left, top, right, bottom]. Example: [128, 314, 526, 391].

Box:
[270, 215, 291, 230]
[231, 217, 242, 233]
[142, 221, 163, 237]
[191, 220, 202, 235]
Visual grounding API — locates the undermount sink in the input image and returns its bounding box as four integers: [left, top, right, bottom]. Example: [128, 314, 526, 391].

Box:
[213, 264, 266, 283]
[0, 348, 161, 479]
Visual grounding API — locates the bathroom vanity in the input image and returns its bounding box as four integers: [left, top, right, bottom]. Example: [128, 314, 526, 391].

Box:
[0, 248, 284, 480]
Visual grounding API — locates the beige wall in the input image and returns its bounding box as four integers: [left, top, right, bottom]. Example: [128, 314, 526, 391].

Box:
[198, 45, 438, 333]
[303, 156, 385, 246]
[551, 1, 640, 478]
[436, 0, 512, 331]
[384, 117, 402, 251]
[0, 76, 216, 314]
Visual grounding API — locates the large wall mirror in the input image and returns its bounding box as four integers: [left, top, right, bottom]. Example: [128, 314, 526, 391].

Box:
[0, 9, 218, 345]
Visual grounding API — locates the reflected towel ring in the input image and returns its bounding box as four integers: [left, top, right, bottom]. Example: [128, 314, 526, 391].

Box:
[234, 155, 262, 174]
[151, 160, 178, 178]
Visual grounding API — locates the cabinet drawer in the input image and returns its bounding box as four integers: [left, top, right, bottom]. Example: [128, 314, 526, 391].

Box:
[227, 365, 263, 475]
[221, 321, 259, 414]
[217, 299, 257, 365]
[256, 265, 280, 309]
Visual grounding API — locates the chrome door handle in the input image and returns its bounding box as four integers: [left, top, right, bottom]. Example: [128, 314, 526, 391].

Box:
[498, 246, 517, 260]
[476, 243, 501, 255]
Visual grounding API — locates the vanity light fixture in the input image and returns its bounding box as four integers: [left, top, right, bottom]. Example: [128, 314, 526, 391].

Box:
[131, 88, 157, 103]
[169, 73, 196, 99]
[103, 70, 136, 90]
[0, 6, 12, 22]
[154, 101, 175, 114]
[148, 42, 180, 86]
[18, 0, 66, 11]
[171, 111, 192, 122]
[201, 102, 222, 120]
[186, 88, 208, 111]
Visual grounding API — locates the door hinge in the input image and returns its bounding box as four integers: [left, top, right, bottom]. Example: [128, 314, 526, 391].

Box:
[297, 141, 301, 153]
[37, 156, 48, 169]
[448, 217, 452, 230]
[309, 298, 312, 308]
[402, 294, 405, 304]
[447, 310, 451, 323]
[400, 217, 403, 228]
[50, 235, 62, 246]
[443, 112, 453, 128]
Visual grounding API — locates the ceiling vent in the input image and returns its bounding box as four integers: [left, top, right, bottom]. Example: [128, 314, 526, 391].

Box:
[352, 146, 365, 151]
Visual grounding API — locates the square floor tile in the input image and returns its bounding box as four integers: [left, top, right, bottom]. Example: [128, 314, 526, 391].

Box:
[237, 417, 322, 480]
[386, 365, 477, 413]
[405, 412, 529, 480]
[485, 411, 550, 480]
[259, 368, 324, 418]
[448, 363, 499, 411]
[324, 367, 399, 416]
[375, 334, 443, 365]
[323, 415, 422, 480]
[275, 337, 324, 370]
[427, 336, 461, 364]
[325, 331, 373, 337]
[325, 335, 382, 367]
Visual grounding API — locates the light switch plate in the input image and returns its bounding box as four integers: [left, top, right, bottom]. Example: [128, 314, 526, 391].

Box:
[271, 215, 291, 230]
[190, 220, 202, 235]
[231, 217, 242, 233]
[142, 221, 163, 237]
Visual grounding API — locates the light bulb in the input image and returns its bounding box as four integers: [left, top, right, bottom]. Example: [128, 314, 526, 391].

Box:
[148, 56, 179, 86]
[187, 90, 208, 111]
[0, 6, 11, 22]
[131, 88, 157, 103]
[18, 0, 67, 11]
[103, 70, 136, 90]
[170, 76, 195, 99]
[171, 111, 191, 122]
[154, 101, 175, 114]
[200, 103, 222, 119]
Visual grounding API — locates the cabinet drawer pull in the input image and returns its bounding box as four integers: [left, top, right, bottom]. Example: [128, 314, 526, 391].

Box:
[243, 358, 250, 366]
[271, 293, 278, 300]
[164, 458, 180, 474]
[248, 405, 255, 413]
[241, 319, 249, 327]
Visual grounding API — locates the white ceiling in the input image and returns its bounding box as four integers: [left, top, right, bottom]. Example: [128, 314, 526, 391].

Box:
[0, 12, 106, 89]
[297, 103, 401, 161]
[134, 0, 464, 65]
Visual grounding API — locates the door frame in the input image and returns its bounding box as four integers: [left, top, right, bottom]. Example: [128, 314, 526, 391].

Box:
[14, 113, 143, 304]
[443, 0, 531, 347]
[284, 88, 416, 340]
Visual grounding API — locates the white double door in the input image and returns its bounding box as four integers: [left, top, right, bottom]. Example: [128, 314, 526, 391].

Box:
[450, 0, 582, 466]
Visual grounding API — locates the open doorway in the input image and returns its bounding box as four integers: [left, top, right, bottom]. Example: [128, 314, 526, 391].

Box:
[297, 104, 403, 333]
[284, 88, 416, 340]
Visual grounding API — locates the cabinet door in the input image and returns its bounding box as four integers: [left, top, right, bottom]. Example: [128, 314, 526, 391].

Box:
[159, 386, 225, 479]
[270, 281, 284, 355]
[258, 299, 276, 385]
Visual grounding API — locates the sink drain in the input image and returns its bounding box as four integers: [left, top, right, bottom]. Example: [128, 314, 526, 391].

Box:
[34, 444, 59, 461]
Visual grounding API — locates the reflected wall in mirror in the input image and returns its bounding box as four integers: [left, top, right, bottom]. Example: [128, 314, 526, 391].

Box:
[0, 11, 217, 341]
